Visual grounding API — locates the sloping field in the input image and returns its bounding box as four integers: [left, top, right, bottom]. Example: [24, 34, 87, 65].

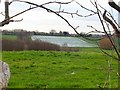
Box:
[32, 35, 97, 47]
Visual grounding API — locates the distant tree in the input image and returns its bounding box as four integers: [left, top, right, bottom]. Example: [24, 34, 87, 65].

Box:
[16, 30, 32, 41]
[50, 29, 57, 35]
[59, 31, 63, 35]
[0, 0, 119, 61]
[63, 31, 69, 36]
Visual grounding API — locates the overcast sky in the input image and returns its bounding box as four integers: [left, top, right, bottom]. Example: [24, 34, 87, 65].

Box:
[0, 0, 120, 34]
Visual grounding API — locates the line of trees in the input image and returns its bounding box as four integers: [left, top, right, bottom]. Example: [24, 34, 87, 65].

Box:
[1, 29, 102, 38]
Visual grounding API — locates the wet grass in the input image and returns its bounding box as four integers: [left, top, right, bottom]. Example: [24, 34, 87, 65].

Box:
[2, 48, 118, 88]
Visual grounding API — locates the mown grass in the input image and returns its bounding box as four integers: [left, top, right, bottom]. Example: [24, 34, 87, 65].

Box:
[2, 48, 118, 88]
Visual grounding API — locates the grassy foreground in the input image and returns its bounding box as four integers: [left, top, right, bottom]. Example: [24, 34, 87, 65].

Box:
[2, 48, 118, 88]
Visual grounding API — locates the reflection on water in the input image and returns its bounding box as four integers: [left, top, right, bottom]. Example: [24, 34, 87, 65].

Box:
[32, 35, 97, 47]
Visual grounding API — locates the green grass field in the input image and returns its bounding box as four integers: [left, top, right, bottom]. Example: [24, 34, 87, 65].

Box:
[2, 35, 17, 40]
[2, 48, 118, 88]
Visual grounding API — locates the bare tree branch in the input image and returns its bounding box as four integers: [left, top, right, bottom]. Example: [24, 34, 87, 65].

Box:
[108, 0, 120, 12]
[94, 1, 120, 61]
[87, 25, 104, 33]
[0, 6, 38, 26]
[103, 60, 112, 88]
[1, 0, 120, 62]
[56, 10, 97, 18]
[41, 0, 74, 6]
[99, 45, 119, 61]
[12, 0, 81, 36]
[75, 1, 97, 14]
[0, 12, 5, 16]
[103, 10, 119, 33]
[99, 4, 120, 28]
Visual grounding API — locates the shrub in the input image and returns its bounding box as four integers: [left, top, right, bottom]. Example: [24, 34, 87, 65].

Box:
[60, 47, 80, 52]
[27, 40, 60, 51]
[2, 39, 24, 51]
[2, 39, 60, 51]
[2, 39, 80, 51]
[99, 37, 114, 50]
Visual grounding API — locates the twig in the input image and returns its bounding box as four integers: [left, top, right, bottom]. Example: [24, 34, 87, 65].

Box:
[41, 0, 74, 6]
[75, 1, 96, 14]
[95, 2, 120, 61]
[0, 12, 5, 16]
[97, 84, 104, 89]
[10, 6, 37, 20]
[98, 44, 119, 61]
[87, 25, 104, 33]
[13, 0, 81, 36]
[99, 4, 120, 28]
[0, 6, 38, 26]
[108, 0, 120, 12]
[56, 10, 97, 18]
[103, 60, 112, 88]
[103, 10, 119, 33]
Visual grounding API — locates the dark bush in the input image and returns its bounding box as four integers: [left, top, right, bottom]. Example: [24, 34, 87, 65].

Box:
[2, 39, 24, 51]
[2, 39, 60, 51]
[99, 37, 114, 50]
[26, 40, 60, 51]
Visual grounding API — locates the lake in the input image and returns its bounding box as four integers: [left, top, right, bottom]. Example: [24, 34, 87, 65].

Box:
[31, 35, 97, 47]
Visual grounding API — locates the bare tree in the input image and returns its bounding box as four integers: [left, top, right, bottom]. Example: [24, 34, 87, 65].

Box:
[0, 0, 120, 88]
